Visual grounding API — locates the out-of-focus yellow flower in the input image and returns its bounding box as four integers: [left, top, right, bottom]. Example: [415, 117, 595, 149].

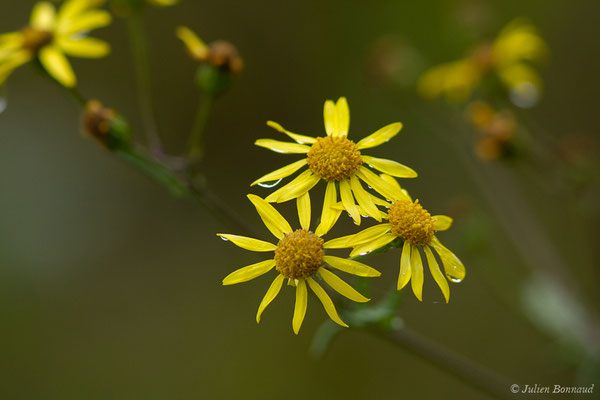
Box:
[218, 195, 381, 334]
[343, 177, 465, 303]
[0, 0, 111, 87]
[417, 18, 548, 107]
[466, 101, 517, 161]
[176, 26, 243, 75]
[253, 97, 417, 230]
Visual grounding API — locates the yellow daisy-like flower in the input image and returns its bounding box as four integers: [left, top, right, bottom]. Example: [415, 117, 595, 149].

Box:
[253, 97, 417, 229]
[0, 0, 111, 87]
[344, 176, 465, 303]
[417, 18, 547, 106]
[219, 194, 381, 334]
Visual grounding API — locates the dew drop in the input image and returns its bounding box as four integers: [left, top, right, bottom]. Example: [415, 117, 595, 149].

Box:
[219, 236, 230, 242]
[257, 178, 282, 188]
[447, 275, 463, 283]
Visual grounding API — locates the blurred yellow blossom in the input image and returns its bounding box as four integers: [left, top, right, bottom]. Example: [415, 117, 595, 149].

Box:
[0, 0, 111, 87]
[417, 18, 548, 107]
[218, 195, 381, 334]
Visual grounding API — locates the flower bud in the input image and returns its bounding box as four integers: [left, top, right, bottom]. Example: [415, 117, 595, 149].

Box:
[82, 100, 131, 151]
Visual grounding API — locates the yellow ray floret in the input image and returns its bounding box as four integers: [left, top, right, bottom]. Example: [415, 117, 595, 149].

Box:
[0, 0, 111, 87]
[345, 176, 465, 303]
[252, 97, 417, 226]
[218, 194, 381, 334]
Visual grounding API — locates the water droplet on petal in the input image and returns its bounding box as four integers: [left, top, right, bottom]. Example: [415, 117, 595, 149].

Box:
[258, 178, 282, 188]
[219, 236, 230, 242]
[447, 275, 463, 283]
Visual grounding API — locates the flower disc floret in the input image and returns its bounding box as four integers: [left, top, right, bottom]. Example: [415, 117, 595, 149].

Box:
[307, 136, 362, 181]
[21, 27, 53, 53]
[274, 229, 324, 279]
[388, 200, 437, 246]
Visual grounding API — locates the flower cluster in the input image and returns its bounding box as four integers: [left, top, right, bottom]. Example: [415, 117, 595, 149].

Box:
[417, 18, 547, 108]
[0, 0, 111, 87]
[220, 98, 465, 334]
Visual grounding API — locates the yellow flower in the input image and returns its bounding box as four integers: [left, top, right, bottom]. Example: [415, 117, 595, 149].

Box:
[176, 26, 243, 75]
[344, 176, 465, 303]
[253, 97, 417, 230]
[0, 0, 111, 87]
[417, 18, 547, 106]
[218, 194, 381, 334]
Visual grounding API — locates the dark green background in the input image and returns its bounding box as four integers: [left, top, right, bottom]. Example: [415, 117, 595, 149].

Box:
[1, 0, 598, 398]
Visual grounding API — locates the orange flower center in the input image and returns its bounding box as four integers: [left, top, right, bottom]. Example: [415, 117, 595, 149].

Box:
[307, 136, 362, 181]
[388, 200, 436, 246]
[21, 27, 53, 54]
[274, 229, 324, 280]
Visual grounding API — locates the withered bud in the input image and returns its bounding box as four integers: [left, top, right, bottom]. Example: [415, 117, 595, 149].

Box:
[207, 40, 244, 76]
[82, 100, 131, 150]
[468, 43, 494, 72]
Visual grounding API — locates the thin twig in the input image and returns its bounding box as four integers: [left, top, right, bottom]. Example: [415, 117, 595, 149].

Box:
[127, 8, 163, 155]
[371, 327, 533, 400]
[188, 94, 214, 163]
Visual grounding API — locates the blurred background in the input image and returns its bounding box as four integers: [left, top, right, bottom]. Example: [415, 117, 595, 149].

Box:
[0, 0, 599, 398]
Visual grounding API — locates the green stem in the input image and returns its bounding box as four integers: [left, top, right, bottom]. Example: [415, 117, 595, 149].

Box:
[127, 8, 163, 154]
[30, 61, 87, 107]
[371, 327, 534, 400]
[116, 146, 188, 197]
[188, 95, 214, 162]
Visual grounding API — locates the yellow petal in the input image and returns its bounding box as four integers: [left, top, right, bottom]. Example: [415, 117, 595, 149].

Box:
[410, 246, 424, 301]
[223, 259, 276, 285]
[247, 194, 292, 239]
[254, 138, 310, 154]
[379, 174, 412, 201]
[31, 1, 56, 31]
[433, 215, 453, 231]
[349, 233, 396, 257]
[323, 255, 381, 277]
[57, 37, 110, 58]
[58, 10, 111, 36]
[57, 0, 105, 26]
[306, 277, 348, 327]
[292, 279, 308, 334]
[369, 193, 392, 207]
[430, 237, 466, 283]
[356, 122, 403, 150]
[176, 26, 208, 60]
[335, 97, 349, 137]
[148, 0, 178, 6]
[38, 46, 76, 87]
[315, 181, 340, 237]
[318, 267, 369, 303]
[397, 241, 412, 290]
[264, 170, 320, 203]
[350, 175, 381, 222]
[297, 191, 311, 230]
[323, 234, 354, 249]
[256, 274, 284, 323]
[323, 99, 338, 136]
[340, 179, 361, 225]
[251, 159, 307, 187]
[347, 223, 391, 246]
[266, 121, 316, 144]
[424, 246, 449, 303]
[361, 156, 417, 178]
[356, 166, 405, 202]
[0, 50, 31, 85]
[216, 233, 276, 252]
